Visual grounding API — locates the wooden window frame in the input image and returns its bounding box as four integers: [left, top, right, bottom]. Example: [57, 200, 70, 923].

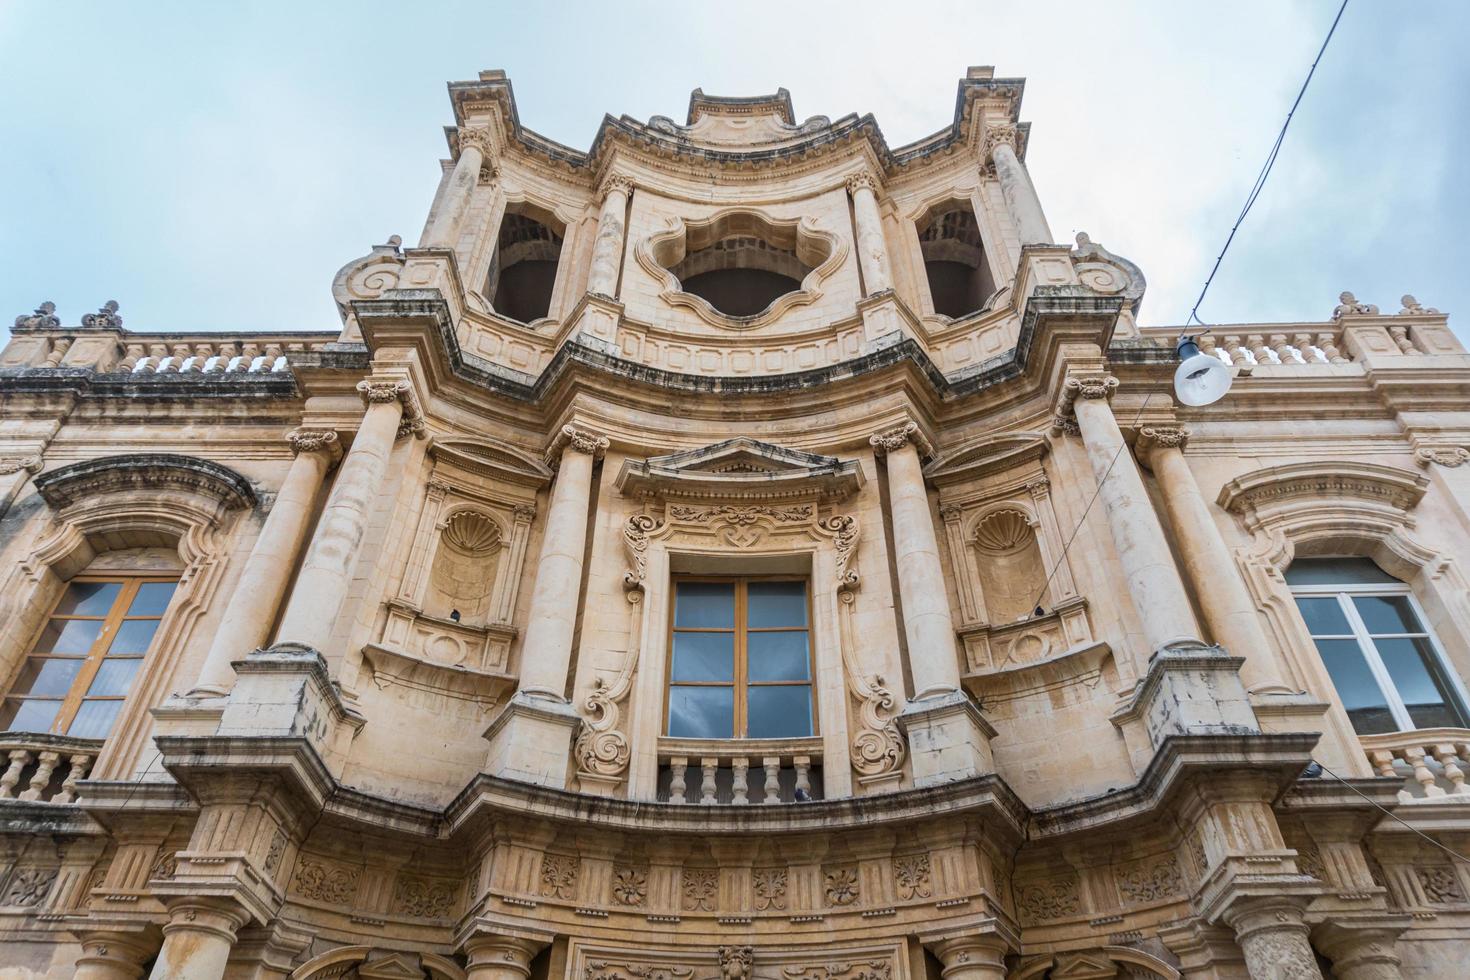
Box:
[665, 575, 817, 739]
[2, 574, 178, 737]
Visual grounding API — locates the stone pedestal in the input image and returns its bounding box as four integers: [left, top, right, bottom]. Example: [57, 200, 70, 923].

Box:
[216, 643, 365, 771]
[147, 897, 249, 980]
[483, 691, 582, 788]
[1112, 646, 1259, 750]
[899, 691, 996, 788]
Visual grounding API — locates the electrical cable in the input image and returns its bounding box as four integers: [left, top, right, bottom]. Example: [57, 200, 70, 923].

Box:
[1313, 760, 1470, 866]
[1184, 0, 1350, 329]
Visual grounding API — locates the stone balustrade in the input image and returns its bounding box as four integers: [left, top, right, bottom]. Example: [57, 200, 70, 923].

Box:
[1, 322, 343, 375]
[0, 734, 104, 804]
[1361, 727, 1470, 802]
[658, 737, 823, 805]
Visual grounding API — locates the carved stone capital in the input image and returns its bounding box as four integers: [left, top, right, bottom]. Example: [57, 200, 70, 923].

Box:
[356, 377, 411, 406]
[477, 164, 498, 185]
[548, 424, 610, 463]
[1055, 374, 1118, 418]
[457, 126, 494, 156]
[980, 123, 1020, 164]
[844, 171, 879, 197]
[1136, 425, 1190, 468]
[462, 933, 549, 978]
[600, 173, 635, 201]
[1415, 445, 1470, 468]
[285, 428, 341, 461]
[1221, 896, 1323, 980]
[0, 455, 43, 477]
[868, 420, 933, 458]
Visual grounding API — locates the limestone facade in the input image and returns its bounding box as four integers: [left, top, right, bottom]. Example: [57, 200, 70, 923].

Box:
[1, 67, 1468, 979]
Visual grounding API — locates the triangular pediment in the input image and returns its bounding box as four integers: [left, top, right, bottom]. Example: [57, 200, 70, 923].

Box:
[616, 438, 862, 500]
[355, 951, 429, 980]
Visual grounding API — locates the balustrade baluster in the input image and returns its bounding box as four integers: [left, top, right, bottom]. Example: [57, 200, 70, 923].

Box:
[19, 750, 60, 801]
[731, 758, 750, 804]
[1316, 332, 1348, 364]
[0, 749, 32, 799]
[762, 756, 780, 805]
[669, 757, 688, 803]
[1432, 744, 1467, 795]
[794, 756, 812, 801]
[1403, 746, 1445, 798]
[700, 757, 718, 804]
[53, 753, 93, 804]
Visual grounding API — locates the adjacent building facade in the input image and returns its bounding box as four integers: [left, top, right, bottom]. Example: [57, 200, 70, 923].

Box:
[1, 67, 1468, 979]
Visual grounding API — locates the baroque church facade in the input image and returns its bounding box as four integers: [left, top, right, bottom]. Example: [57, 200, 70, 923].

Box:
[0, 67, 1467, 979]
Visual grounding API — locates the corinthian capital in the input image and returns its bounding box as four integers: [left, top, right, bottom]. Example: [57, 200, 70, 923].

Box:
[356, 377, 427, 440]
[286, 427, 342, 461]
[980, 123, 1020, 164]
[548, 424, 610, 463]
[844, 171, 879, 197]
[599, 174, 635, 200]
[1055, 374, 1119, 419]
[457, 127, 494, 156]
[1135, 425, 1189, 469]
[868, 420, 934, 458]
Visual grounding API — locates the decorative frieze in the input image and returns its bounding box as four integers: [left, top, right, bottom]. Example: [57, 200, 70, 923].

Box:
[682, 868, 718, 912]
[612, 865, 648, 907]
[1018, 875, 1081, 922]
[541, 854, 579, 900]
[1115, 854, 1182, 905]
[824, 865, 860, 907]
[391, 873, 456, 918]
[753, 867, 787, 910]
[293, 858, 361, 906]
[892, 853, 932, 900]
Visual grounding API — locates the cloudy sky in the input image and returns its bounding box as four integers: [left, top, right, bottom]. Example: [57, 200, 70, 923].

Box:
[1, 1, 1465, 343]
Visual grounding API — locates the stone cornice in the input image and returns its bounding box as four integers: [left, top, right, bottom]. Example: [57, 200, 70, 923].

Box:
[1216, 460, 1429, 532]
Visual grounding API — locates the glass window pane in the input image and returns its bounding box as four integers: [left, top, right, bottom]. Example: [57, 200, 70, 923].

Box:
[747, 685, 813, 738]
[674, 582, 735, 629]
[1284, 557, 1398, 586]
[667, 686, 733, 739]
[126, 581, 177, 617]
[1374, 637, 1468, 728]
[671, 632, 734, 682]
[87, 659, 141, 697]
[52, 581, 122, 617]
[33, 619, 104, 654]
[67, 700, 124, 739]
[747, 631, 810, 682]
[1294, 597, 1352, 636]
[747, 581, 807, 628]
[8, 658, 84, 697]
[107, 620, 160, 655]
[0, 698, 62, 733]
[1314, 638, 1396, 735]
[1353, 595, 1423, 636]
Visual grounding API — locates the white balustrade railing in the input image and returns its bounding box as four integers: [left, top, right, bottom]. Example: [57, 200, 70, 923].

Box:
[1360, 728, 1470, 803]
[124, 341, 292, 375]
[658, 737, 823, 805]
[0, 734, 104, 804]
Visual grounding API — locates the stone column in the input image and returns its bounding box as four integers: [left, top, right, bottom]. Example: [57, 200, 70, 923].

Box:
[926, 934, 1010, 980]
[0, 453, 41, 520]
[1137, 426, 1289, 694]
[847, 172, 893, 294]
[1314, 922, 1407, 980]
[275, 378, 422, 656]
[463, 934, 546, 980]
[982, 124, 1052, 246]
[190, 428, 341, 695]
[1059, 377, 1200, 656]
[423, 127, 491, 248]
[147, 897, 249, 980]
[73, 932, 157, 980]
[484, 424, 608, 788]
[1222, 896, 1325, 980]
[872, 421, 994, 788]
[869, 421, 959, 699]
[586, 175, 634, 297]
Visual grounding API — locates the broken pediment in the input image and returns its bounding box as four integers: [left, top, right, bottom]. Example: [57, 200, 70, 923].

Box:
[615, 437, 863, 501]
[643, 88, 835, 149]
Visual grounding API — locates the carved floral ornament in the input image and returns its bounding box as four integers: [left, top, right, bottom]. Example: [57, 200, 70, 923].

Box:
[979, 122, 1020, 165]
[1415, 445, 1470, 468]
[0, 455, 43, 476]
[456, 126, 494, 156]
[867, 420, 935, 459]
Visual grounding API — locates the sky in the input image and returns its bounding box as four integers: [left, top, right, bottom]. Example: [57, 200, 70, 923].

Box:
[1, 1, 1467, 344]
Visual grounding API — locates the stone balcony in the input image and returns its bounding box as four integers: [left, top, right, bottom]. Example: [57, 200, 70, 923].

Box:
[1361, 727, 1470, 803]
[657, 736, 823, 804]
[0, 732, 104, 804]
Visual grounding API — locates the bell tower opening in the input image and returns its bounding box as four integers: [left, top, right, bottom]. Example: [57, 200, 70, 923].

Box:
[918, 202, 996, 319]
[486, 206, 564, 323]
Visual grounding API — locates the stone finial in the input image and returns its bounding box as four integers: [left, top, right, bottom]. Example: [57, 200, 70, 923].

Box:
[80, 300, 122, 329]
[1332, 291, 1378, 319]
[1398, 294, 1439, 315]
[13, 302, 59, 331]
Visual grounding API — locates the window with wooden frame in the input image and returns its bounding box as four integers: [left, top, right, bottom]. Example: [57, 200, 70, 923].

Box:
[0, 576, 179, 739]
[666, 577, 814, 739]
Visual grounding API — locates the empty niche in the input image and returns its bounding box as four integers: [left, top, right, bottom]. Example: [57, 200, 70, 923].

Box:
[917, 201, 997, 320]
[486, 205, 564, 323]
[972, 508, 1046, 623]
[425, 510, 503, 626]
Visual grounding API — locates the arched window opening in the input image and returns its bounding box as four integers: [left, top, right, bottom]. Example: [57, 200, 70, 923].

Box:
[1286, 556, 1470, 735]
[486, 208, 563, 323]
[671, 235, 812, 319]
[918, 203, 996, 320]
